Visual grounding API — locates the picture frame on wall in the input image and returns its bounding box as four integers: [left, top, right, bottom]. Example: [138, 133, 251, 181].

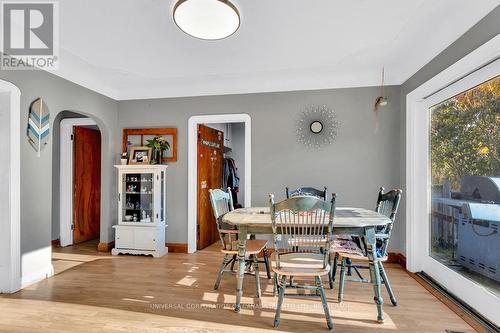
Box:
[129, 146, 152, 164]
[122, 128, 178, 163]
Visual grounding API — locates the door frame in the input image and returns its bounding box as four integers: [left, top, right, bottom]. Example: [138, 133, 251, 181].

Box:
[0, 79, 21, 293]
[59, 118, 98, 246]
[188, 114, 251, 253]
[406, 35, 500, 325]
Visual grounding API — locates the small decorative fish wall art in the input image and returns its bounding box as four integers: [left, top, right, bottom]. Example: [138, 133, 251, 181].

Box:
[27, 97, 50, 156]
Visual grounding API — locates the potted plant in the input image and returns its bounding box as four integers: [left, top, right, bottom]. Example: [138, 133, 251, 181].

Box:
[145, 136, 170, 164]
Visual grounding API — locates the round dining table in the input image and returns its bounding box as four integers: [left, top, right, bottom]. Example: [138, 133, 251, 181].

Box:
[222, 206, 391, 323]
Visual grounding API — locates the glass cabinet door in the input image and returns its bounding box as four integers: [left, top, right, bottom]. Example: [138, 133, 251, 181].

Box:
[122, 172, 154, 223]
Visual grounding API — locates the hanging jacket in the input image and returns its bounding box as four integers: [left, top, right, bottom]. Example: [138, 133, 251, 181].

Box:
[223, 158, 240, 192]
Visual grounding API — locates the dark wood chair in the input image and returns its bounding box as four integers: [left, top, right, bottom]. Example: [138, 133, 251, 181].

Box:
[329, 187, 402, 306]
[270, 194, 337, 330]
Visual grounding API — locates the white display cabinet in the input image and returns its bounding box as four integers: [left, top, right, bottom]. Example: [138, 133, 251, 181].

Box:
[112, 165, 168, 257]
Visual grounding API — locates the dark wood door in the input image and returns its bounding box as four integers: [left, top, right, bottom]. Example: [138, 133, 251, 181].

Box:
[73, 126, 101, 244]
[197, 124, 224, 250]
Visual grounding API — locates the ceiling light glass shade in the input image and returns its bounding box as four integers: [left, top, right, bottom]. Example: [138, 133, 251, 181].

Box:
[173, 0, 240, 40]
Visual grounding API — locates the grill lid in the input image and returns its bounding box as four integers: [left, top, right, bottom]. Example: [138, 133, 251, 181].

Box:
[459, 176, 500, 204]
[462, 202, 500, 222]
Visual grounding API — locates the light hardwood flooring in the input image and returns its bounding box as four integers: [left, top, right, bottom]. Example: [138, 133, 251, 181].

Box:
[0, 241, 477, 333]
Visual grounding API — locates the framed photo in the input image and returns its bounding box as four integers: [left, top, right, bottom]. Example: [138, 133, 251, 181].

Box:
[129, 146, 152, 164]
[122, 128, 178, 162]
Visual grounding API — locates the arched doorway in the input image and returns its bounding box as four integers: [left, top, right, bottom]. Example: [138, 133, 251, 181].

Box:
[52, 112, 103, 251]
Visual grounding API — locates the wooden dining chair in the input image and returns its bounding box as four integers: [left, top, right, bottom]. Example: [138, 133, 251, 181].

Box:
[329, 187, 402, 306]
[270, 193, 336, 330]
[285, 186, 328, 285]
[208, 188, 270, 296]
[286, 186, 328, 200]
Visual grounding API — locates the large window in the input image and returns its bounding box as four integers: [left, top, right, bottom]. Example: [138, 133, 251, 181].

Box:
[407, 40, 500, 325]
[430, 76, 499, 297]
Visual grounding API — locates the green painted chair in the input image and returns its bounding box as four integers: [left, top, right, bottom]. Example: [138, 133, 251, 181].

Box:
[286, 186, 328, 200]
[270, 194, 336, 330]
[208, 188, 269, 297]
[286, 186, 328, 285]
[329, 187, 402, 306]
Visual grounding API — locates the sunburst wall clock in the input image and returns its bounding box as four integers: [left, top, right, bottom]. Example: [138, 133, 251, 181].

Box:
[296, 105, 340, 148]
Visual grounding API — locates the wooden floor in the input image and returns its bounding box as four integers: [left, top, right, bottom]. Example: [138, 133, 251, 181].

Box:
[0, 241, 477, 333]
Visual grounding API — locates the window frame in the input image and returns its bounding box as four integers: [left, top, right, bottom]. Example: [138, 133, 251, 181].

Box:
[406, 35, 500, 325]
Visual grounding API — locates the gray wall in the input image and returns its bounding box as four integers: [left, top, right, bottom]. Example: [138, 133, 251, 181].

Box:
[118, 86, 403, 250]
[0, 68, 118, 279]
[398, 5, 500, 255]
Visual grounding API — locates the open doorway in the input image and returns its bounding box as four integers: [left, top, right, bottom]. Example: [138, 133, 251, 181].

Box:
[188, 114, 251, 253]
[196, 122, 246, 250]
[57, 117, 101, 251]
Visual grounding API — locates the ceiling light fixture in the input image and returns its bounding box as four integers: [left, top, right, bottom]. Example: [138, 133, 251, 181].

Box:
[373, 67, 388, 133]
[374, 67, 388, 112]
[173, 0, 240, 40]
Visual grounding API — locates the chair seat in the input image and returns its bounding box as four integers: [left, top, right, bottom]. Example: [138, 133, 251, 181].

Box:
[330, 238, 365, 256]
[333, 234, 354, 240]
[331, 239, 388, 261]
[221, 239, 268, 255]
[271, 252, 330, 276]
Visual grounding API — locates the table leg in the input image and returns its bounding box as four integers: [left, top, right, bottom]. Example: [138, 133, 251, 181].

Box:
[235, 225, 248, 312]
[365, 226, 384, 323]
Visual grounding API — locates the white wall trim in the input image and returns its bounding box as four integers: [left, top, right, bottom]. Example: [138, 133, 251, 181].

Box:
[187, 114, 251, 254]
[406, 34, 500, 325]
[21, 246, 54, 288]
[59, 118, 97, 246]
[21, 265, 54, 289]
[0, 80, 21, 293]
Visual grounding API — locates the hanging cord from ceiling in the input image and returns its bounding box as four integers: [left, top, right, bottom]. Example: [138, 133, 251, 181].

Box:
[373, 67, 388, 133]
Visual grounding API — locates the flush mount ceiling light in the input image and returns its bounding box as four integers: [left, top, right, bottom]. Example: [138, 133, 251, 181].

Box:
[173, 0, 240, 40]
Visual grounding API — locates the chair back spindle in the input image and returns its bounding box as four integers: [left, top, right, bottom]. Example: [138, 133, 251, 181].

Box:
[269, 194, 336, 269]
[375, 187, 402, 257]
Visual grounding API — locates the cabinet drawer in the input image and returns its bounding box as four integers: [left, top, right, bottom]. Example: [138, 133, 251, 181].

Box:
[115, 228, 134, 249]
[134, 228, 157, 251]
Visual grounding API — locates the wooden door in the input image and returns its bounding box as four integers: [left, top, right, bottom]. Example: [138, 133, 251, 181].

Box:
[197, 124, 224, 250]
[73, 126, 101, 244]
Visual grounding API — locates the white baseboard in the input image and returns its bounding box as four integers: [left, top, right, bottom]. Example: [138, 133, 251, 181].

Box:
[21, 264, 54, 289]
[21, 246, 54, 289]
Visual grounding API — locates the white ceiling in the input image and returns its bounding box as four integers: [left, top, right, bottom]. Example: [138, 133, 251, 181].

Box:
[51, 0, 499, 100]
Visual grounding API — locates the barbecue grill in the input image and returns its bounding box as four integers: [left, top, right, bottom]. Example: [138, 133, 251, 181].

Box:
[455, 176, 500, 282]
